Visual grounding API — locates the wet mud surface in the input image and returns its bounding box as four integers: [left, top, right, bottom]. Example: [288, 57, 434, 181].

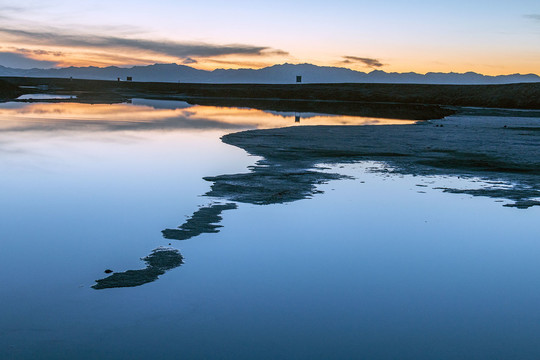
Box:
[92, 248, 184, 289]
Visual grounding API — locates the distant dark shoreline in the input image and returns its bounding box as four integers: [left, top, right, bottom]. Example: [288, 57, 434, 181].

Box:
[2, 77, 540, 119]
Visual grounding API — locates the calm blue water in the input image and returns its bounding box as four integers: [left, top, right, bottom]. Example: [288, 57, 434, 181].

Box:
[1, 100, 539, 359]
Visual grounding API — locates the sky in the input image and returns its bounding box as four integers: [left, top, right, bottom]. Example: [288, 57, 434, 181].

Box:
[0, 0, 539, 75]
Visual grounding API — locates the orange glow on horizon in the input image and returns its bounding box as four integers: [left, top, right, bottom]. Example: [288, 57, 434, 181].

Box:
[0, 1, 538, 77]
[1, 40, 538, 75]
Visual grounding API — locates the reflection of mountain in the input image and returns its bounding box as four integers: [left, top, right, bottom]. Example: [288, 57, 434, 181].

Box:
[2, 63, 539, 84]
[0, 101, 433, 136]
[0, 102, 248, 132]
[93, 248, 184, 290]
[186, 98, 454, 120]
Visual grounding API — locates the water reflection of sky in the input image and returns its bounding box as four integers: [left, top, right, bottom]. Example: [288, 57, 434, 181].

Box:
[1, 100, 539, 359]
[0, 99, 416, 134]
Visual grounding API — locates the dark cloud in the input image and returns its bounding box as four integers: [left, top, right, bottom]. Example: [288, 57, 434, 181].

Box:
[263, 49, 289, 56]
[342, 56, 384, 68]
[182, 57, 198, 64]
[0, 27, 288, 59]
[0, 51, 58, 69]
[14, 48, 64, 57]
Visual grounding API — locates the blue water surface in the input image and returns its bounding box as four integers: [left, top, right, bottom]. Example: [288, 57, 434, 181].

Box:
[1, 100, 539, 359]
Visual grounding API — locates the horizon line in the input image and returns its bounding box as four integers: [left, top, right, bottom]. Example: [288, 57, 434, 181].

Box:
[1, 62, 539, 78]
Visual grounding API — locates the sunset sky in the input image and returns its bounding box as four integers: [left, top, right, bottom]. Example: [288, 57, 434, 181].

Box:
[0, 0, 539, 75]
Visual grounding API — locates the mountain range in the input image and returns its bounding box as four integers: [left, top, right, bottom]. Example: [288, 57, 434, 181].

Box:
[1, 63, 539, 84]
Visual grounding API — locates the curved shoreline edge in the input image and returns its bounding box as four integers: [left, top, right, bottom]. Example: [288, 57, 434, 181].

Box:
[221, 116, 540, 208]
[2, 77, 540, 112]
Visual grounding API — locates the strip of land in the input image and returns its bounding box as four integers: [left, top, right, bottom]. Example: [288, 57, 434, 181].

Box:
[2, 77, 540, 119]
[216, 116, 540, 208]
[0, 79, 22, 99]
[1, 76, 539, 108]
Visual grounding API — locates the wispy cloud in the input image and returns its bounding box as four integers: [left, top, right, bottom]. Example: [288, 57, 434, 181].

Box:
[264, 49, 289, 56]
[524, 14, 540, 21]
[342, 56, 384, 68]
[182, 57, 198, 65]
[0, 6, 26, 15]
[0, 6, 31, 22]
[13, 47, 64, 57]
[0, 27, 289, 60]
[0, 46, 155, 68]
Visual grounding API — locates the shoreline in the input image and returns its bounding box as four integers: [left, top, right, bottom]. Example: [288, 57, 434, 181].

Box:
[2, 76, 540, 111]
[218, 115, 540, 208]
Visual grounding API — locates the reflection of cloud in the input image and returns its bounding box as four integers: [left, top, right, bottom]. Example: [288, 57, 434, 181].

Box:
[0, 102, 250, 132]
[342, 56, 384, 68]
[0, 114, 247, 132]
[0, 101, 416, 136]
[0, 27, 288, 59]
[131, 98, 194, 110]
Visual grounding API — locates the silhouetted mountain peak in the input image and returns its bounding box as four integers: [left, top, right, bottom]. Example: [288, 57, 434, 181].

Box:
[0, 62, 538, 84]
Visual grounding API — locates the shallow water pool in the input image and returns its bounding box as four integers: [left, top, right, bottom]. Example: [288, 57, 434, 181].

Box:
[1, 100, 539, 359]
